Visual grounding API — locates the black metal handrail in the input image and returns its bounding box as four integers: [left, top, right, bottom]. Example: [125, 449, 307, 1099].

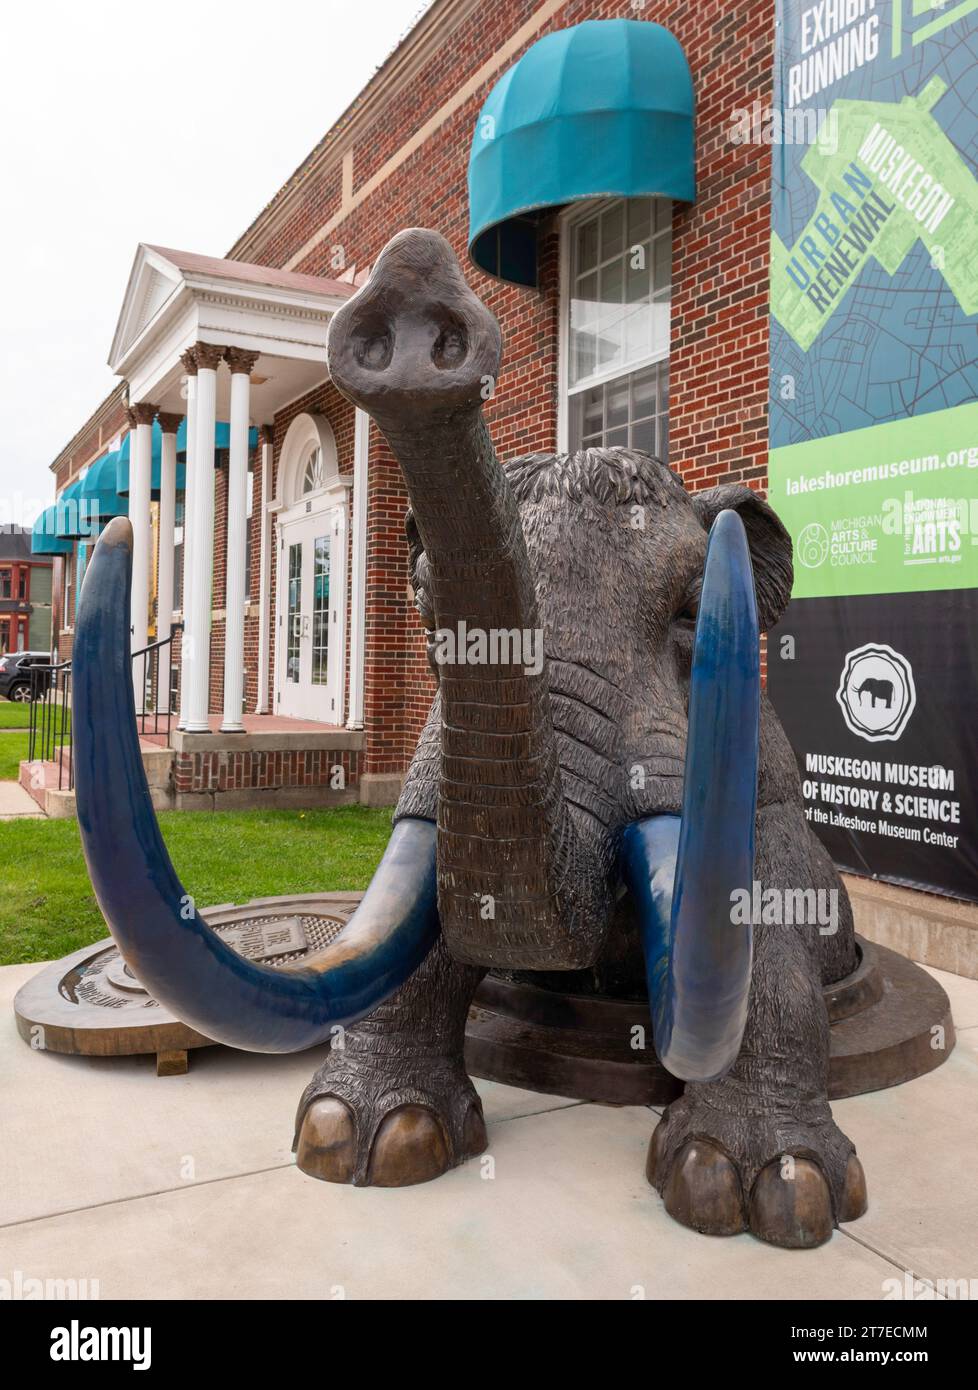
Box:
[132, 623, 182, 742]
[26, 624, 181, 794]
[27, 662, 72, 790]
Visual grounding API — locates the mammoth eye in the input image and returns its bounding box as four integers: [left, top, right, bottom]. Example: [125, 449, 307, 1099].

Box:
[674, 584, 700, 630]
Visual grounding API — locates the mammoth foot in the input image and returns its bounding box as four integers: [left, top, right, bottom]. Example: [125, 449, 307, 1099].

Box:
[294, 1058, 487, 1188]
[647, 1094, 868, 1249]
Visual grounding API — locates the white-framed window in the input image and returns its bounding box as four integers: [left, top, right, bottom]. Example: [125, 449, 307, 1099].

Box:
[560, 196, 672, 458]
[302, 445, 325, 495]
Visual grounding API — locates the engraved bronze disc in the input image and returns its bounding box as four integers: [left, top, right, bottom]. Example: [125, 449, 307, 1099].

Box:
[13, 893, 362, 1074]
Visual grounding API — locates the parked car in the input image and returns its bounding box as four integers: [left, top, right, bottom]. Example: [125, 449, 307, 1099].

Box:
[0, 651, 53, 702]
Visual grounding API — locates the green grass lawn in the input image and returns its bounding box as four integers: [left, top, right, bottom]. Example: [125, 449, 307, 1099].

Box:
[0, 732, 31, 780]
[0, 806, 393, 966]
[0, 701, 34, 729]
[0, 700, 70, 732]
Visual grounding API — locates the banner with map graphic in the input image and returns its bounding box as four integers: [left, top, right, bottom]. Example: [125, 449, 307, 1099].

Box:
[767, 0, 978, 901]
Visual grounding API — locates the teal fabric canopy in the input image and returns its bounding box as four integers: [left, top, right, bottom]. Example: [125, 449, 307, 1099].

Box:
[117, 422, 186, 497]
[80, 449, 127, 523]
[174, 418, 259, 458]
[54, 479, 96, 542]
[31, 506, 73, 556]
[468, 19, 695, 287]
[117, 420, 258, 494]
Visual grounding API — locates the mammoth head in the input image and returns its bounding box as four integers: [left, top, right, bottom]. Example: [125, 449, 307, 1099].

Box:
[326, 228, 502, 426]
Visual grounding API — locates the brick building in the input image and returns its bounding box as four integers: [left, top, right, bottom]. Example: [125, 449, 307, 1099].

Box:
[0, 527, 54, 655]
[35, 0, 773, 809]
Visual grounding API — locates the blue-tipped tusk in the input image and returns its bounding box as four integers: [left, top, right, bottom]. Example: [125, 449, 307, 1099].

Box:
[622, 508, 760, 1082]
[72, 517, 439, 1054]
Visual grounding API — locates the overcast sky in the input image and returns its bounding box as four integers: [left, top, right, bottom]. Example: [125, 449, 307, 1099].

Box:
[0, 0, 433, 527]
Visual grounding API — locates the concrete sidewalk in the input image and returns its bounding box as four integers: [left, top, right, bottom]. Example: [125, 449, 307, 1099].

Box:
[1, 959, 975, 1300]
[0, 781, 44, 819]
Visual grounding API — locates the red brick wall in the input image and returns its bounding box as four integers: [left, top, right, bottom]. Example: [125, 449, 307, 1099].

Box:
[173, 746, 360, 796]
[669, 3, 772, 491]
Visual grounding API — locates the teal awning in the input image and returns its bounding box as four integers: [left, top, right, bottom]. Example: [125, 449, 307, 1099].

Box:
[468, 19, 695, 287]
[174, 419, 259, 458]
[31, 506, 72, 556]
[117, 420, 258, 494]
[80, 449, 127, 522]
[55, 479, 97, 542]
[117, 422, 187, 497]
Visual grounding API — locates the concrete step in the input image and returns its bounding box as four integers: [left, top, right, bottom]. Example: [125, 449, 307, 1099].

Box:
[140, 745, 174, 790]
[16, 741, 175, 819]
[43, 788, 77, 820]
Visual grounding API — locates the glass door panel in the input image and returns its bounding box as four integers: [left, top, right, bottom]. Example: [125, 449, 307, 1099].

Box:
[277, 508, 343, 723]
[312, 535, 330, 687]
[286, 542, 302, 684]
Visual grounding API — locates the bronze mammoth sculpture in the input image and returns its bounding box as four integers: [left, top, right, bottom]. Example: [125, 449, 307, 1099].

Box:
[73, 228, 867, 1249]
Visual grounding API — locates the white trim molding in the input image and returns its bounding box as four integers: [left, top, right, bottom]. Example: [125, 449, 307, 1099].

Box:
[108, 244, 352, 421]
[254, 430, 275, 714]
[346, 408, 369, 729]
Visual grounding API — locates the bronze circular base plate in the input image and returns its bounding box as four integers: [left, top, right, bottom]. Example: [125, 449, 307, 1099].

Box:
[16, 909, 955, 1101]
[464, 937, 955, 1104]
[13, 894, 361, 1075]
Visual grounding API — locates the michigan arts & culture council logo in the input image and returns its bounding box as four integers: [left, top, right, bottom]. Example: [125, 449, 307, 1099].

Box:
[836, 643, 916, 742]
[796, 521, 830, 569]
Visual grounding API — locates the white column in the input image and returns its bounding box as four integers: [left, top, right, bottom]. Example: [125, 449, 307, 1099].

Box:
[184, 342, 223, 732]
[346, 407, 369, 729]
[220, 350, 257, 731]
[254, 424, 274, 714]
[177, 357, 197, 729]
[156, 414, 180, 715]
[127, 401, 156, 713]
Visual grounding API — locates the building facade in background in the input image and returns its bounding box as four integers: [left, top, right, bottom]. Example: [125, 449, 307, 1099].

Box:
[0, 527, 53, 653]
[37, 0, 772, 810]
[11, 1, 758, 824]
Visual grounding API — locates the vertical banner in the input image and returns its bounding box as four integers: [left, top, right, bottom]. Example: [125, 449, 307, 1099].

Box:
[767, 0, 978, 901]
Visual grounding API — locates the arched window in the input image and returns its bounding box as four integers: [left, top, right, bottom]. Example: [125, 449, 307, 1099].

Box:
[302, 445, 325, 495]
[278, 414, 339, 508]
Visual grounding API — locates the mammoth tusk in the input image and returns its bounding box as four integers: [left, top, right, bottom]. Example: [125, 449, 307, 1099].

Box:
[72, 518, 439, 1054]
[622, 509, 760, 1082]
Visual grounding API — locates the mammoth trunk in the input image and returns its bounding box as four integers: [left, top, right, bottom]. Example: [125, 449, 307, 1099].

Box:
[383, 410, 612, 970]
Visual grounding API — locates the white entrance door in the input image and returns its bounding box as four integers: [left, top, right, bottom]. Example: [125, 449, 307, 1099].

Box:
[276, 507, 345, 722]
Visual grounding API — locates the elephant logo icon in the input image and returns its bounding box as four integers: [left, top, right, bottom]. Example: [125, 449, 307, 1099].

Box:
[854, 677, 893, 709]
[796, 522, 829, 569]
[836, 644, 916, 742]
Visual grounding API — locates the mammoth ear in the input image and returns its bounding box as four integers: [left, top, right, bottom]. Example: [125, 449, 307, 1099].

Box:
[691, 485, 793, 632]
[404, 508, 434, 628]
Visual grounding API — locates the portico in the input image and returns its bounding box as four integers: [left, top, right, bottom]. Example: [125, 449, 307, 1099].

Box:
[107, 244, 361, 737]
